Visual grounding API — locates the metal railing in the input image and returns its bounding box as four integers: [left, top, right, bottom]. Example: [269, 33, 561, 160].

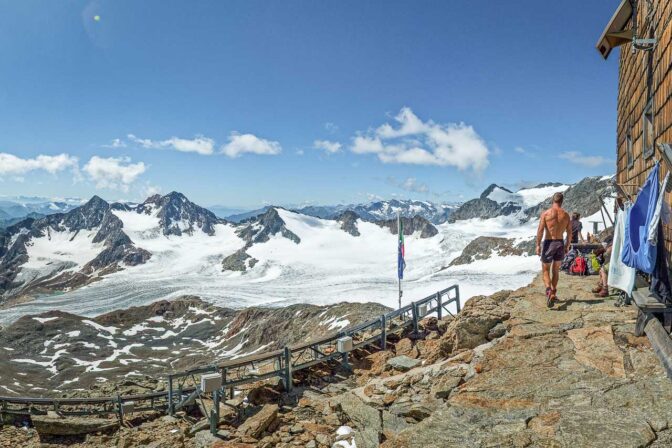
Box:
[0, 284, 460, 428]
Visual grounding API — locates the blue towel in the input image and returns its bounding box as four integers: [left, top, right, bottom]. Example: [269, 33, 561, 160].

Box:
[622, 163, 660, 273]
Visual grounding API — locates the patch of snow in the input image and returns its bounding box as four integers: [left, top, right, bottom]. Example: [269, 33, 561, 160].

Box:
[82, 320, 119, 334]
[32, 316, 59, 323]
[23, 226, 103, 271]
[516, 184, 570, 208]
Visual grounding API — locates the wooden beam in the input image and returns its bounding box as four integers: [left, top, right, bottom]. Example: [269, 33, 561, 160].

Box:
[645, 317, 672, 379]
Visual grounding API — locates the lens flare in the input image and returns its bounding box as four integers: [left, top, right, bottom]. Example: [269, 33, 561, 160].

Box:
[93, 15, 101, 22]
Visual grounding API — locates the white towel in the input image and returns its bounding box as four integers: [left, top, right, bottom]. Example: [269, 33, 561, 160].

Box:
[609, 206, 636, 296]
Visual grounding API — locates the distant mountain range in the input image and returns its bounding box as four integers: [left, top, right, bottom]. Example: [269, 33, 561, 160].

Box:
[0, 175, 613, 310]
[0, 196, 83, 228]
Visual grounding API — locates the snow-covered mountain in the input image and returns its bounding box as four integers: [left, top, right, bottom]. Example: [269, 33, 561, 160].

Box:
[296, 199, 457, 224]
[0, 194, 444, 311]
[447, 180, 603, 222]
[0, 175, 614, 323]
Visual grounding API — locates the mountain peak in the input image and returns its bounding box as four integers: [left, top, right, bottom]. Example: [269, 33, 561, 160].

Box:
[136, 191, 224, 236]
[84, 195, 109, 208]
[480, 184, 512, 200]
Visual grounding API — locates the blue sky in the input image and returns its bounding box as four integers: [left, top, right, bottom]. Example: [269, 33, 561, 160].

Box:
[0, 1, 619, 208]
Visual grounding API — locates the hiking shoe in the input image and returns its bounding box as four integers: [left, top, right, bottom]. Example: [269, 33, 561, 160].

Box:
[591, 285, 603, 294]
[546, 287, 553, 308]
[597, 288, 609, 298]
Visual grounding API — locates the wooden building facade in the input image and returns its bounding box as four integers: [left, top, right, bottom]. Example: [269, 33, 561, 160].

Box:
[598, 0, 672, 252]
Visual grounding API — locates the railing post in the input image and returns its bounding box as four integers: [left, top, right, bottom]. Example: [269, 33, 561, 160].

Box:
[210, 389, 219, 435]
[283, 346, 292, 392]
[412, 302, 418, 335]
[380, 314, 387, 350]
[455, 286, 461, 313]
[167, 375, 174, 416]
[116, 394, 124, 425]
[436, 292, 442, 320]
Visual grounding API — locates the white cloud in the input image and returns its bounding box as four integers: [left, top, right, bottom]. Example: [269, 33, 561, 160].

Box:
[349, 107, 490, 171]
[103, 138, 127, 149]
[313, 139, 342, 154]
[388, 176, 429, 193]
[220, 133, 282, 158]
[351, 136, 386, 154]
[83, 156, 146, 192]
[558, 151, 611, 167]
[127, 134, 215, 155]
[0, 153, 79, 176]
[514, 147, 526, 154]
[141, 182, 162, 198]
[324, 122, 339, 134]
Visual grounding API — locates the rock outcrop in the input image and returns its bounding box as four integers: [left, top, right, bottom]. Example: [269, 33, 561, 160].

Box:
[237, 208, 301, 244]
[448, 196, 522, 222]
[374, 216, 438, 238]
[449, 236, 533, 266]
[336, 211, 361, 237]
[525, 175, 614, 221]
[222, 248, 259, 272]
[134, 191, 226, 236]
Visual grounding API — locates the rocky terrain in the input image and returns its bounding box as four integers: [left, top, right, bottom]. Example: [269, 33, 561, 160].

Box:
[0, 297, 388, 396]
[373, 215, 438, 239]
[525, 175, 615, 221]
[2, 272, 670, 447]
[448, 236, 534, 266]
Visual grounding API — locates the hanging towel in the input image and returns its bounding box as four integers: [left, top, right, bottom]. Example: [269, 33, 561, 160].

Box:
[609, 206, 636, 296]
[650, 222, 672, 303]
[648, 171, 670, 246]
[622, 163, 660, 274]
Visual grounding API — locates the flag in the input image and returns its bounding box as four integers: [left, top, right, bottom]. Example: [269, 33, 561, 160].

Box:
[397, 217, 406, 280]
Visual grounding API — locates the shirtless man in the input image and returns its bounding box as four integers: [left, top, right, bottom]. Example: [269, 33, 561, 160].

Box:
[536, 192, 572, 307]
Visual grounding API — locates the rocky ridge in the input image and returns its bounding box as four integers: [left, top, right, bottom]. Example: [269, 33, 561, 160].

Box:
[0, 197, 150, 304]
[448, 236, 535, 266]
[0, 297, 388, 395]
[525, 175, 615, 221]
[373, 216, 439, 239]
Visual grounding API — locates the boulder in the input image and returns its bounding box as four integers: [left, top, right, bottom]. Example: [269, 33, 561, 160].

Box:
[386, 356, 421, 372]
[237, 404, 279, 439]
[330, 393, 380, 448]
[31, 415, 117, 435]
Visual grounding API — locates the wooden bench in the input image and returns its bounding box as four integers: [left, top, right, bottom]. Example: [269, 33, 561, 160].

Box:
[632, 289, 672, 336]
[631, 288, 672, 378]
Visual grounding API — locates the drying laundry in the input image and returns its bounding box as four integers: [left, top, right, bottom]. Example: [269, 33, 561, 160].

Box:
[622, 163, 660, 274]
[609, 206, 636, 295]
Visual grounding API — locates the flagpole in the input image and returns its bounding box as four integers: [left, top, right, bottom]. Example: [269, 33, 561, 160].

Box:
[397, 211, 402, 310]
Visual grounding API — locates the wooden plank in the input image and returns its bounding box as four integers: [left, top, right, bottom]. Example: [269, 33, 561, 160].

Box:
[632, 289, 672, 310]
[644, 316, 672, 378]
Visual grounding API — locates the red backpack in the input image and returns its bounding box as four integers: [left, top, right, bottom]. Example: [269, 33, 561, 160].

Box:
[570, 256, 587, 276]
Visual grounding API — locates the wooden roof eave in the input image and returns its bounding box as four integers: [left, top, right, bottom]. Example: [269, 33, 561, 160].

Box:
[596, 0, 634, 60]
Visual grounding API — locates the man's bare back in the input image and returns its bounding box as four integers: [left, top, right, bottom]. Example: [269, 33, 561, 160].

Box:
[538, 206, 571, 243]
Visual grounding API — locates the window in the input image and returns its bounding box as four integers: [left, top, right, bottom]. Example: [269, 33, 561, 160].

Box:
[626, 127, 633, 169]
[643, 99, 655, 158]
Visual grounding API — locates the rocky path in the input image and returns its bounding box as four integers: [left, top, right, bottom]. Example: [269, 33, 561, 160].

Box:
[380, 273, 672, 447]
